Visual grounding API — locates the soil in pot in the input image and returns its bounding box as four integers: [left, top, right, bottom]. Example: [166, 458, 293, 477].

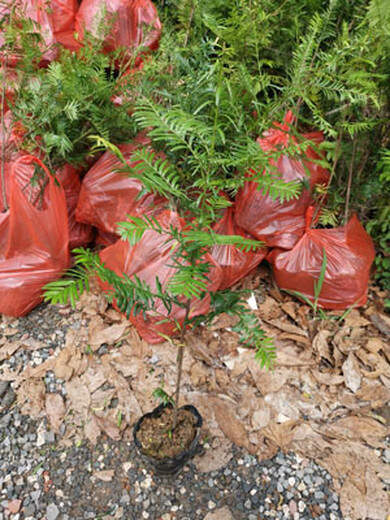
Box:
[136, 406, 198, 460]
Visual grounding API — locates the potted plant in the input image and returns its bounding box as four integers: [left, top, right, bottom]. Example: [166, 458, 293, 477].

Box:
[43, 106, 282, 473]
[44, 183, 276, 475]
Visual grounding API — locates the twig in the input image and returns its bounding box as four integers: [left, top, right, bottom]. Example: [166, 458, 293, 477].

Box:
[344, 135, 357, 224]
[184, 2, 196, 48]
[325, 103, 351, 117]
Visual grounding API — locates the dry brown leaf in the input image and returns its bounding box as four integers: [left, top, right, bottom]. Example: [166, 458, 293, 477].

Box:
[333, 325, 355, 353]
[370, 313, 390, 336]
[17, 357, 56, 382]
[342, 352, 361, 393]
[356, 349, 390, 378]
[121, 328, 151, 359]
[106, 349, 145, 379]
[266, 318, 309, 338]
[2, 328, 18, 337]
[356, 380, 390, 404]
[84, 414, 101, 444]
[187, 335, 214, 366]
[312, 330, 333, 363]
[0, 364, 22, 381]
[17, 378, 45, 418]
[365, 338, 385, 354]
[279, 333, 311, 347]
[89, 322, 128, 351]
[251, 406, 271, 430]
[264, 391, 301, 423]
[340, 469, 389, 520]
[106, 366, 143, 425]
[5, 499, 22, 514]
[257, 296, 282, 320]
[281, 301, 298, 322]
[209, 312, 237, 331]
[371, 403, 390, 427]
[249, 361, 290, 394]
[317, 416, 388, 448]
[0, 341, 23, 362]
[344, 310, 371, 328]
[94, 469, 115, 482]
[66, 379, 91, 413]
[311, 370, 344, 386]
[95, 412, 121, 441]
[190, 361, 212, 388]
[211, 397, 252, 452]
[261, 419, 304, 451]
[288, 423, 333, 460]
[54, 343, 82, 381]
[45, 393, 66, 433]
[193, 435, 233, 473]
[81, 365, 106, 394]
[90, 388, 116, 411]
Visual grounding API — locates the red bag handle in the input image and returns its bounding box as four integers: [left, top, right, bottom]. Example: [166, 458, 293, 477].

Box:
[11, 155, 57, 194]
[305, 205, 321, 229]
[12, 154, 52, 177]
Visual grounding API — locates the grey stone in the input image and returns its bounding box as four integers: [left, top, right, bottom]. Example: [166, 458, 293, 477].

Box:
[23, 505, 35, 516]
[46, 504, 60, 520]
[0, 382, 9, 397]
[0, 414, 11, 429]
[30, 490, 41, 502]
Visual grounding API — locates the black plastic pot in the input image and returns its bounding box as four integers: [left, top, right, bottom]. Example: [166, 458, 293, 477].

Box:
[133, 403, 203, 477]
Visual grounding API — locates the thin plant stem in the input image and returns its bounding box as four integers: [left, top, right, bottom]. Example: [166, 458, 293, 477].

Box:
[1, 60, 8, 212]
[184, 1, 195, 47]
[344, 135, 357, 224]
[172, 298, 191, 430]
[311, 129, 343, 226]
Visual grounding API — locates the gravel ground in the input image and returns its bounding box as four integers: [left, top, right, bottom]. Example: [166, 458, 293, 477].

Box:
[0, 303, 347, 520]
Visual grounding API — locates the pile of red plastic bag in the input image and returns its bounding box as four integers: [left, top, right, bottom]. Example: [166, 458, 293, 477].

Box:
[0, 0, 162, 317]
[76, 112, 375, 342]
[0, 2, 376, 344]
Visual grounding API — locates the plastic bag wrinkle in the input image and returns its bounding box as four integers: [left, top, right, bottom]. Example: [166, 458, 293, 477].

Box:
[268, 209, 375, 310]
[211, 207, 268, 290]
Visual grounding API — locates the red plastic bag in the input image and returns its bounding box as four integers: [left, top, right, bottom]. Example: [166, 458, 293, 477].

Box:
[0, 155, 70, 317]
[0, 0, 78, 65]
[210, 207, 268, 290]
[75, 0, 161, 59]
[95, 228, 118, 246]
[99, 210, 222, 343]
[50, 0, 78, 35]
[267, 208, 376, 310]
[57, 165, 93, 249]
[235, 111, 330, 250]
[76, 133, 166, 235]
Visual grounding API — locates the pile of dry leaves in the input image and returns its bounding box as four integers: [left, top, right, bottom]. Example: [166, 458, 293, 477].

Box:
[1, 267, 389, 519]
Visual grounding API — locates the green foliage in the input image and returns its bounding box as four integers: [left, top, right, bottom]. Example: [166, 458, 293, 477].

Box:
[152, 386, 175, 406]
[2, 6, 139, 169]
[366, 150, 390, 307]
